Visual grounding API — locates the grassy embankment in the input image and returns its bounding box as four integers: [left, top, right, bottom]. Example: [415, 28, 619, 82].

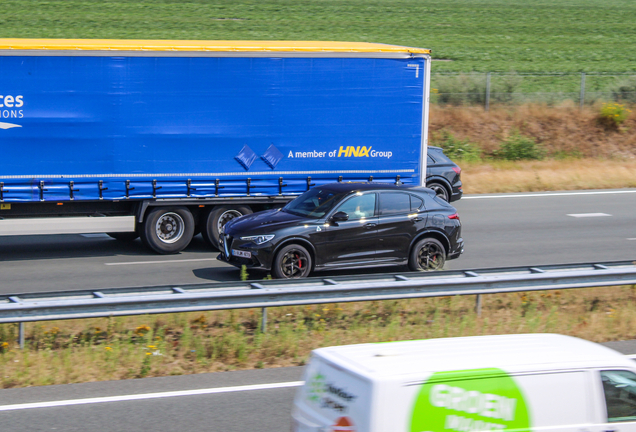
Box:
[431, 103, 636, 193]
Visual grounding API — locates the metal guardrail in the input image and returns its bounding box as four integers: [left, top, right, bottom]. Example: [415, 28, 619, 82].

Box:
[2, 261, 636, 329]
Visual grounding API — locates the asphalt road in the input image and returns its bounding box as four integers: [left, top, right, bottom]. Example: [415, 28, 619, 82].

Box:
[0, 189, 635, 431]
[1, 340, 636, 432]
[0, 189, 634, 294]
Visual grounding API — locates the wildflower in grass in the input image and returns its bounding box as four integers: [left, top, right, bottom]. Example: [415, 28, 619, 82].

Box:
[147, 345, 156, 350]
[135, 325, 151, 337]
[146, 352, 152, 356]
[104, 346, 112, 351]
[1, 341, 9, 353]
[599, 103, 631, 129]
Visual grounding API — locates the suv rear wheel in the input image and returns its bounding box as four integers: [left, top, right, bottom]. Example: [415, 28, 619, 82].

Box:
[409, 238, 446, 271]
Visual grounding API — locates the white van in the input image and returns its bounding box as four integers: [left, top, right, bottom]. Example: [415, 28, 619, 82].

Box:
[291, 334, 636, 432]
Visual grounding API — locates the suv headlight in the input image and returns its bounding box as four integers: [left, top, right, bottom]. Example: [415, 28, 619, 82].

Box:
[240, 234, 275, 245]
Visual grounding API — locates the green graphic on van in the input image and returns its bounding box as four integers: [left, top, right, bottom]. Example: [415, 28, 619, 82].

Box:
[307, 373, 326, 403]
[410, 368, 531, 432]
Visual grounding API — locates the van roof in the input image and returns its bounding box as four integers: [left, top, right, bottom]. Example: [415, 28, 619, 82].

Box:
[315, 334, 632, 378]
[0, 39, 431, 55]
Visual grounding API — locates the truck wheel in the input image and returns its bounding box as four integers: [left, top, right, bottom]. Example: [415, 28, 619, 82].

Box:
[409, 238, 445, 271]
[273, 244, 312, 279]
[106, 232, 139, 241]
[201, 205, 252, 250]
[140, 207, 195, 254]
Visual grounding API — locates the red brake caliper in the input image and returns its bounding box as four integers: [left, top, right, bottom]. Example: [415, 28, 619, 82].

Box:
[297, 254, 302, 269]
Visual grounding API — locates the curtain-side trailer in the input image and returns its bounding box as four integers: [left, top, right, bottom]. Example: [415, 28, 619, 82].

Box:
[0, 39, 431, 254]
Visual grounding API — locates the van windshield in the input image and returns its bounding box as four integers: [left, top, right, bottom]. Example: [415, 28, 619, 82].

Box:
[283, 188, 346, 219]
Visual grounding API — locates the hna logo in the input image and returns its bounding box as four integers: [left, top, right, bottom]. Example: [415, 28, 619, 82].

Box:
[0, 94, 24, 129]
[337, 146, 372, 157]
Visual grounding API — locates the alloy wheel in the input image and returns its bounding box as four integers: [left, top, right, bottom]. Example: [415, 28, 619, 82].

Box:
[279, 248, 310, 278]
[416, 241, 445, 270]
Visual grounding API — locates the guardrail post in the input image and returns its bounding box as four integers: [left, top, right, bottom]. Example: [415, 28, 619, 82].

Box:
[579, 72, 586, 110]
[19, 322, 25, 349]
[261, 307, 267, 333]
[485, 72, 491, 112]
[475, 295, 482, 317]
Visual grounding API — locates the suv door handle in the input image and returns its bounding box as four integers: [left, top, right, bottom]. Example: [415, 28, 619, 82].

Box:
[364, 223, 377, 229]
[412, 217, 423, 222]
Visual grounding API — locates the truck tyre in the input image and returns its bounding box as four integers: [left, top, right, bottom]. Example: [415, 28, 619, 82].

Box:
[106, 232, 139, 242]
[201, 205, 252, 250]
[409, 237, 446, 271]
[140, 207, 195, 254]
[273, 244, 312, 279]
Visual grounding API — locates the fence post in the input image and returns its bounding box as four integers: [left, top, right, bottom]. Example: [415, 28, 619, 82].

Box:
[485, 72, 491, 112]
[261, 307, 267, 333]
[475, 295, 482, 317]
[19, 322, 25, 349]
[579, 72, 586, 109]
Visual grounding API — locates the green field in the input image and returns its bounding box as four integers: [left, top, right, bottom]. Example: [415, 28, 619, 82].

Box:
[1, 0, 635, 73]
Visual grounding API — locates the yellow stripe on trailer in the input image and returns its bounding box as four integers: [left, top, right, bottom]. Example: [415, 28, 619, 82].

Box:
[0, 39, 430, 54]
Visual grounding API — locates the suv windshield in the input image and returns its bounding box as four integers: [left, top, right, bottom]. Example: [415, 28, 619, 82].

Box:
[283, 188, 346, 219]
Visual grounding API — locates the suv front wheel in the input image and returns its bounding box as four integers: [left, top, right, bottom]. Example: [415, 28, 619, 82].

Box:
[273, 244, 312, 279]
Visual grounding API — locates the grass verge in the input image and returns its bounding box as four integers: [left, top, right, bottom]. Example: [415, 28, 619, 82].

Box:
[2, 286, 636, 389]
[461, 159, 636, 194]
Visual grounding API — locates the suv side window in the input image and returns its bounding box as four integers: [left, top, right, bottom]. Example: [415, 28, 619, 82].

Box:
[427, 155, 435, 165]
[601, 370, 636, 422]
[335, 193, 376, 220]
[379, 193, 410, 216]
[410, 195, 424, 212]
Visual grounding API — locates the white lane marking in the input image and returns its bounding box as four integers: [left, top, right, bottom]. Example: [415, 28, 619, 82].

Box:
[105, 258, 218, 266]
[0, 381, 304, 412]
[628, 238, 636, 241]
[567, 213, 612, 218]
[463, 190, 636, 199]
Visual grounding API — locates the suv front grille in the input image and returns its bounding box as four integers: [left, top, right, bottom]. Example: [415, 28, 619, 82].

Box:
[223, 234, 233, 257]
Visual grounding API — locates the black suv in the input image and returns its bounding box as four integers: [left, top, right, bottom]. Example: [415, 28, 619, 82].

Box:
[218, 182, 463, 278]
[427, 146, 462, 202]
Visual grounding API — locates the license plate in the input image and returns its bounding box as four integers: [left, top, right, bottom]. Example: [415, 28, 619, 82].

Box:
[232, 249, 251, 259]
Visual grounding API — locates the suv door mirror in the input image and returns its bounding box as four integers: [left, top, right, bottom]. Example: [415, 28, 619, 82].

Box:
[331, 211, 349, 222]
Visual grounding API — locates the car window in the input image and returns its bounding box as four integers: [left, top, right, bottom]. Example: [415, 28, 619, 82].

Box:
[427, 155, 435, 165]
[379, 193, 410, 216]
[601, 370, 636, 422]
[283, 188, 346, 219]
[336, 193, 376, 220]
[410, 195, 424, 212]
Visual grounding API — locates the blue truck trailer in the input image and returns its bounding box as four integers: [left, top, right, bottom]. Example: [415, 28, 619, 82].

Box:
[0, 39, 432, 253]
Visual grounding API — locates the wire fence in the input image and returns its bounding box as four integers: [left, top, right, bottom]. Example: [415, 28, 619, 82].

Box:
[430, 72, 636, 109]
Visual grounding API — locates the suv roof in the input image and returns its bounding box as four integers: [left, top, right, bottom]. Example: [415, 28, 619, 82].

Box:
[320, 182, 431, 194]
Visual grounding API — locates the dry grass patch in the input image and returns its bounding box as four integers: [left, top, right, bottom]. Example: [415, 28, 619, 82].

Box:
[431, 103, 636, 159]
[461, 159, 636, 194]
[2, 286, 636, 388]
